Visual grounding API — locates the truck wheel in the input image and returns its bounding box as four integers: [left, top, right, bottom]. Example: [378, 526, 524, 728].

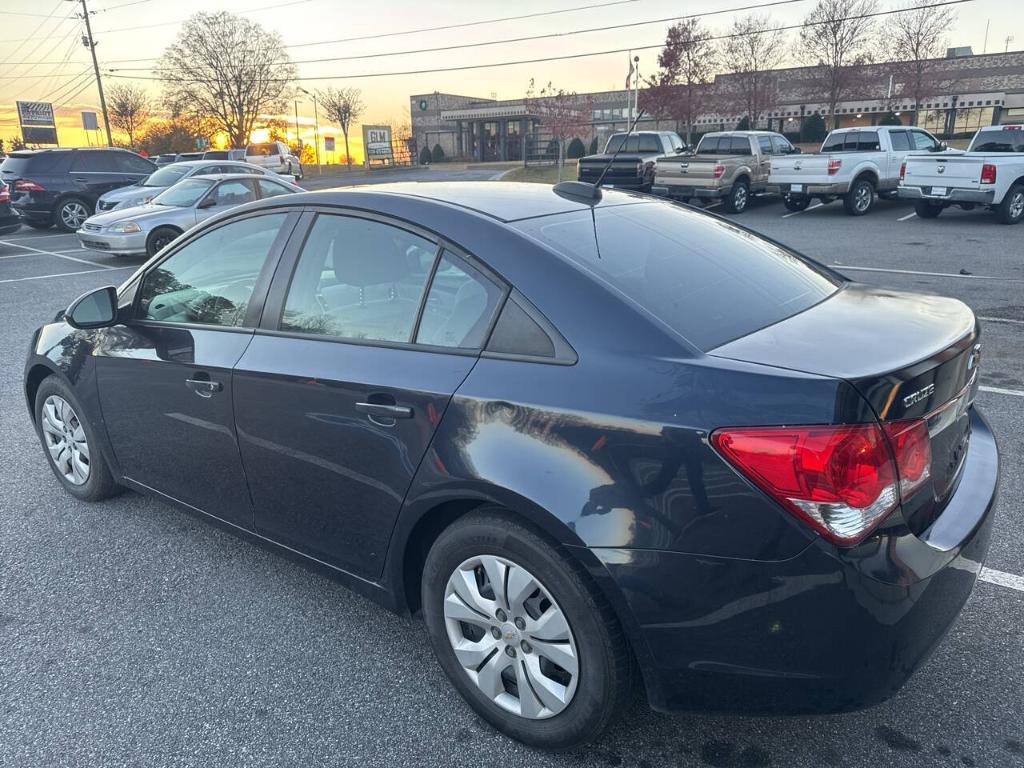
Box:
[844, 178, 875, 216]
[914, 200, 943, 219]
[723, 180, 750, 213]
[995, 184, 1024, 225]
[783, 195, 811, 212]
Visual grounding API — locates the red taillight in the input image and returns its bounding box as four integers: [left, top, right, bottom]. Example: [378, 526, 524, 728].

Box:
[14, 179, 45, 192]
[711, 420, 930, 546]
[827, 159, 842, 176]
[713, 164, 725, 179]
[981, 163, 997, 184]
[899, 162, 906, 180]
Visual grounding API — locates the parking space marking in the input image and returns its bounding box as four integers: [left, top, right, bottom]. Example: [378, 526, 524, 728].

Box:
[978, 316, 1024, 326]
[979, 385, 1024, 398]
[0, 239, 117, 269]
[979, 567, 1024, 592]
[781, 202, 824, 219]
[830, 264, 1024, 281]
[0, 233, 80, 242]
[0, 266, 134, 284]
[898, 212, 917, 221]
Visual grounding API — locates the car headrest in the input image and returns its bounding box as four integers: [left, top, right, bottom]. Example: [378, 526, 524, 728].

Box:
[330, 221, 409, 287]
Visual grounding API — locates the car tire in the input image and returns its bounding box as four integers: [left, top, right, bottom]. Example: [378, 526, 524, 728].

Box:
[723, 179, 750, 213]
[783, 195, 811, 212]
[995, 183, 1024, 225]
[54, 197, 92, 232]
[421, 509, 633, 749]
[844, 178, 875, 216]
[26, 220, 53, 230]
[34, 376, 121, 502]
[914, 200, 944, 219]
[291, 162, 303, 181]
[146, 226, 181, 257]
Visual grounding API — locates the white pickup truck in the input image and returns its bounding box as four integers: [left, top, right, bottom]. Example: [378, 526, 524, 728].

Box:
[898, 125, 1024, 224]
[768, 125, 947, 215]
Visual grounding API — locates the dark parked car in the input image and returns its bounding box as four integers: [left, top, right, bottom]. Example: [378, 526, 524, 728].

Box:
[1, 148, 155, 232]
[153, 154, 178, 167]
[0, 181, 21, 235]
[24, 183, 998, 749]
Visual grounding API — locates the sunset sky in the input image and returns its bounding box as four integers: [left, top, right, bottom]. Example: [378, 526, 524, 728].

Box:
[1, 0, 1020, 160]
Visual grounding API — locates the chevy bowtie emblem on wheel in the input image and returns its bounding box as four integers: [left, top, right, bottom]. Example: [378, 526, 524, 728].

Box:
[903, 383, 935, 407]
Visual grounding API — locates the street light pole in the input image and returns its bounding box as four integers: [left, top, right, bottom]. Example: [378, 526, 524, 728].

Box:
[298, 87, 321, 175]
[293, 99, 301, 153]
[71, 0, 112, 146]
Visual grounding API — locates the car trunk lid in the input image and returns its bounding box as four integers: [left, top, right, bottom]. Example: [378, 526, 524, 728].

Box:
[709, 284, 980, 533]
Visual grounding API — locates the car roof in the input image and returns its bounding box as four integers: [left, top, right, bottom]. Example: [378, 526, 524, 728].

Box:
[170, 160, 256, 169]
[702, 131, 778, 137]
[189, 172, 270, 181]
[267, 181, 646, 223]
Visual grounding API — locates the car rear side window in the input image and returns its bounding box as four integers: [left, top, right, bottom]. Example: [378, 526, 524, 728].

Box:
[730, 137, 753, 155]
[857, 131, 881, 151]
[514, 202, 839, 351]
[415, 251, 503, 349]
[280, 214, 438, 343]
[890, 131, 911, 151]
[71, 151, 116, 172]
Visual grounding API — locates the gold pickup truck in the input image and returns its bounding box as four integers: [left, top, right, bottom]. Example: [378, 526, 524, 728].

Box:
[651, 130, 800, 213]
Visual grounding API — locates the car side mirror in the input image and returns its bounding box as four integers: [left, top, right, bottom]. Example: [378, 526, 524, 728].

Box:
[790, 147, 803, 154]
[65, 286, 118, 329]
[934, 141, 948, 152]
[197, 196, 217, 209]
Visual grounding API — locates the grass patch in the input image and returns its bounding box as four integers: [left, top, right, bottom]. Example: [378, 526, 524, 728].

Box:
[501, 160, 579, 184]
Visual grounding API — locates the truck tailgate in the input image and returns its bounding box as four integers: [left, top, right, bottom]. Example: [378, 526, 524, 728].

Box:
[768, 155, 832, 185]
[656, 155, 731, 184]
[904, 155, 983, 190]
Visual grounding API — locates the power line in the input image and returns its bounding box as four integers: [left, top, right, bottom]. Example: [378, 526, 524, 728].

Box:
[41, 70, 95, 104]
[0, 0, 68, 67]
[110, 0, 974, 84]
[94, 0, 315, 34]
[95, 0, 160, 11]
[20, 26, 83, 97]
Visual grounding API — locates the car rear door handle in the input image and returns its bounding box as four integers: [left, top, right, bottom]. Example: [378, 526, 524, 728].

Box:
[185, 378, 223, 398]
[355, 402, 413, 420]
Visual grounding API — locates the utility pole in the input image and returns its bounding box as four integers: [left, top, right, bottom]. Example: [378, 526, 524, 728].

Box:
[71, 0, 112, 146]
[298, 87, 321, 174]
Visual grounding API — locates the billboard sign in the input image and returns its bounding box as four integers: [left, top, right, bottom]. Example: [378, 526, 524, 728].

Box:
[82, 111, 99, 131]
[362, 124, 394, 165]
[17, 101, 55, 127]
[324, 136, 335, 152]
[22, 126, 58, 144]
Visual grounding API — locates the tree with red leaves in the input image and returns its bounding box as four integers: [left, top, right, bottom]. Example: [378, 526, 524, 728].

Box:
[525, 79, 594, 180]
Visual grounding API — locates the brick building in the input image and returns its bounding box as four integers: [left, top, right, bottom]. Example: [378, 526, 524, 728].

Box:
[411, 49, 1024, 161]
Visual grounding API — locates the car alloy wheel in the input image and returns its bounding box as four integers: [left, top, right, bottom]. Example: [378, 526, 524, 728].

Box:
[150, 232, 176, 254]
[1009, 191, 1024, 221]
[733, 185, 748, 211]
[443, 554, 579, 719]
[59, 201, 90, 230]
[40, 395, 90, 485]
[854, 184, 871, 212]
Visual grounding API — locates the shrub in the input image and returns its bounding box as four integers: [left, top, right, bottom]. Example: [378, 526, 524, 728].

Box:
[800, 113, 827, 143]
[588, 136, 599, 154]
[431, 143, 445, 163]
[566, 137, 586, 159]
[879, 111, 903, 126]
[735, 116, 751, 131]
[419, 146, 432, 165]
[545, 138, 560, 160]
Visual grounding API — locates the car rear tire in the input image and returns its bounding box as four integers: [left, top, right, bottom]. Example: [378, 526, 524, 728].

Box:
[54, 197, 92, 232]
[914, 200, 944, 219]
[995, 183, 1024, 225]
[34, 376, 121, 502]
[421, 509, 633, 749]
[723, 179, 750, 213]
[844, 178, 875, 216]
[783, 195, 811, 212]
[146, 226, 181, 257]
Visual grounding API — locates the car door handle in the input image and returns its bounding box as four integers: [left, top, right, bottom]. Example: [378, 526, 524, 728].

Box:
[185, 378, 223, 397]
[355, 402, 413, 419]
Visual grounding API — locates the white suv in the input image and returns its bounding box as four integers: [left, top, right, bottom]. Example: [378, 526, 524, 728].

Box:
[245, 141, 303, 180]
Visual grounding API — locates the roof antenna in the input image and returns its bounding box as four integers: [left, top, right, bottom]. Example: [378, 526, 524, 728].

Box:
[553, 108, 647, 202]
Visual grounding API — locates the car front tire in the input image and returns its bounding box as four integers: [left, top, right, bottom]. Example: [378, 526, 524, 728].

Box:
[34, 376, 121, 502]
[421, 509, 633, 749]
[146, 226, 181, 257]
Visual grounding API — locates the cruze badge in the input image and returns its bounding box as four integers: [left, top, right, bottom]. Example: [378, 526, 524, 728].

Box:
[903, 384, 935, 408]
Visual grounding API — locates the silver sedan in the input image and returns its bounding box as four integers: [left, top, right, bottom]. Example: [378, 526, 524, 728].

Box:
[77, 173, 301, 257]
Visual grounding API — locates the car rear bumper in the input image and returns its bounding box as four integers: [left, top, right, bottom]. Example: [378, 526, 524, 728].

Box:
[768, 181, 851, 196]
[651, 184, 728, 199]
[592, 408, 998, 714]
[898, 186, 996, 205]
[77, 230, 147, 255]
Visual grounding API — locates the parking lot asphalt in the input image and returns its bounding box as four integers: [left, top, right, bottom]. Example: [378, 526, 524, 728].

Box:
[1, 182, 1022, 768]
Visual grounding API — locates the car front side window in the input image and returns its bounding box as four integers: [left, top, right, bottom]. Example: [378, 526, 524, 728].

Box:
[137, 213, 288, 327]
[209, 180, 256, 207]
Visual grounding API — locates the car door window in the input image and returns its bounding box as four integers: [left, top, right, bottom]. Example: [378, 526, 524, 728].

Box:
[280, 214, 438, 343]
[758, 136, 773, 154]
[415, 251, 503, 349]
[71, 151, 115, 172]
[857, 131, 881, 151]
[137, 213, 288, 327]
[114, 152, 155, 174]
[890, 131, 912, 151]
[910, 131, 939, 151]
[209, 179, 256, 207]
[257, 178, 293, 198]
[771, 136, 794, 154]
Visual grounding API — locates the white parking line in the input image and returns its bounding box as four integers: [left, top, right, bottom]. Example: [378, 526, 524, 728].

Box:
[898, 212, 917, 221]
[979, 385, 1024, 398]
[0, 232, 80, 242]
[0, 238, 115, 269]
[782, 202, 824, 219]
[831, 264, 1024, 281]
[979, 567, 1024, 592]
[978, 316, 1024, 326]
[0, 266, 133, 285]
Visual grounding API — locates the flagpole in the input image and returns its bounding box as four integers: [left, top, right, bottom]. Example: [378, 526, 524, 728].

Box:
[627, 50, 633, 126]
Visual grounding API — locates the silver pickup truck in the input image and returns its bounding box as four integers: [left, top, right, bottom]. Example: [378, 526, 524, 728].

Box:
[652, 131, 799, 213]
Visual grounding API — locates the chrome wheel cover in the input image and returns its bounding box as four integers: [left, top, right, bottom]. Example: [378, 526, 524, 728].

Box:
[60, 201, 89, 229]
[443, 555, 579, 720]
[733, 185, 748, 210]
[41, 395, 90, 485]
[854, 184, 871, 211]
[1010, 192, 1024, 220]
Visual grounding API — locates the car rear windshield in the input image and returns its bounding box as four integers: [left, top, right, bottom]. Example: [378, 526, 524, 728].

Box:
[0, 151, 65, 176]
[203, 151, 229, 159]
[152, 178, 214, 207]
[247, 143, 279, 156]
[514, 202, 840, 351]
[970, 129, 1024, 152]
[604, 134, 659, 153]
[143, 165, 190, 187]
[822, 131, 880, 152]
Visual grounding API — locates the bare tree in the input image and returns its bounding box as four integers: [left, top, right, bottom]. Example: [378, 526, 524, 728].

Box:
[888, 0, 957, 125]
[319, 87, 364, 168]
[799, 0, 880, 129]
[720, 14, 788, 127]
[525, 80, 593, 180]
[107, 83, 151, 148]
[639, 18, 716, 145]
[158, 11, 295, 149]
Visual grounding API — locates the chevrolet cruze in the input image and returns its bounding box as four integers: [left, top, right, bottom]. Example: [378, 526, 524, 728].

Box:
[24, 182, 999, 748]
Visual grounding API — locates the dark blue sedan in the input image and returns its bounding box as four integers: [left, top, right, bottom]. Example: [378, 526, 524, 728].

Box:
[23, 182, 998, 748]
